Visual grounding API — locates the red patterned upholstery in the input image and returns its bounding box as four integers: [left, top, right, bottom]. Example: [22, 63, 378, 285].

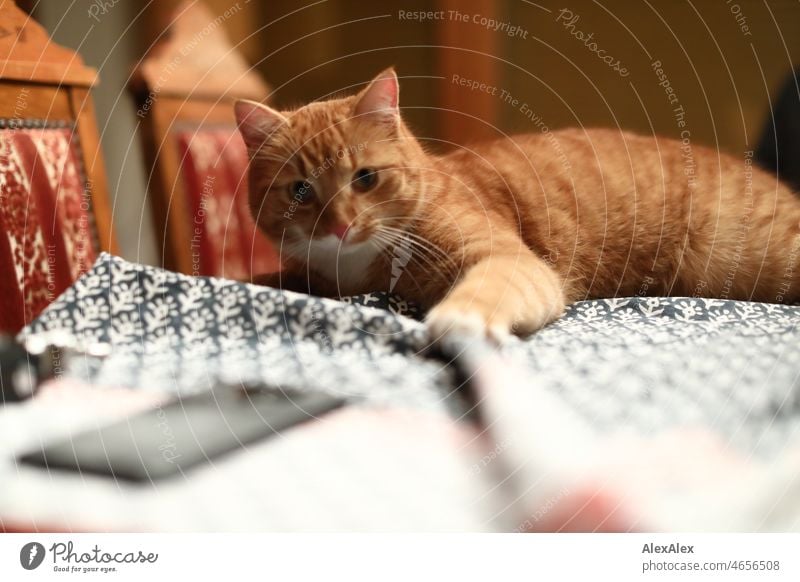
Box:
[176, 127, 276, 279]
[0, 126, 96, 333]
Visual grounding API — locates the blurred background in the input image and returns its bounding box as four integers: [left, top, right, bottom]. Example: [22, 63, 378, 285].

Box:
[18, 0, 800, 265]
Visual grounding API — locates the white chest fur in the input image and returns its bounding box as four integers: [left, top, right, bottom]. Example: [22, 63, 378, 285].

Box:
[297, 235, 382, 288]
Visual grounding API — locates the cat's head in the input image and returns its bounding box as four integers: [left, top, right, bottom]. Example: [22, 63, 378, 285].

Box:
[235, 68, 427, 259]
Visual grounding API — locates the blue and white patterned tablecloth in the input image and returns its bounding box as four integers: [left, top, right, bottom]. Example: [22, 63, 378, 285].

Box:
[24, 253, 800, 457]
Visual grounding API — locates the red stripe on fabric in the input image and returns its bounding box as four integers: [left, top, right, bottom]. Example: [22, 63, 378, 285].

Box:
[208, 130, 246, 279]
[177, 132, 217, 276]
[215, 130, 257, 278]
[57, 129, 98, 277]
[0, 207, 26, 333]
[177, 128, 278, 278]
[0, 130, 52, 327]
[13, 131, 72, 297]
[218, 130, 279, 276]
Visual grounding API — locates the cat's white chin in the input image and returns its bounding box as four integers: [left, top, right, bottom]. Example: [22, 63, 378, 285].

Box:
[284, 230, 378, 257]
[309, 234, 377, 256]
[289, 234, 383, 287]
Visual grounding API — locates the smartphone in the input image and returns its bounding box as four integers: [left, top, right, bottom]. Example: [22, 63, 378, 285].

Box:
[19, 385, 345, 482]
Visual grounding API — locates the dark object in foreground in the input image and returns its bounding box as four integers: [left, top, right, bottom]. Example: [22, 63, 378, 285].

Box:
[1, 333, 111, 404]
[0, 334, 72, 404]
[19, 384, 345, 482]
[0, 335, 40, 404]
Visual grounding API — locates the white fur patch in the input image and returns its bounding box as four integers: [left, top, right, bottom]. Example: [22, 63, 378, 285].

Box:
[426, 306, 513, 345]
[288, 234, 383, 287]
[426, 308, 487, 339]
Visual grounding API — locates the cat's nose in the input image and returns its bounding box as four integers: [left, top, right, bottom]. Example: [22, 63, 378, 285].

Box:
[331, 223, 350, 240]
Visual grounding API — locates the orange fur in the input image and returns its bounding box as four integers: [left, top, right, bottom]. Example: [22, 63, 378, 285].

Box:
[236, 68, 800, 340]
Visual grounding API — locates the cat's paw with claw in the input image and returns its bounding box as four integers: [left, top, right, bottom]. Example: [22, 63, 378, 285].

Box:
[425, 305, 513, 345]
[426, 294, 565, 345]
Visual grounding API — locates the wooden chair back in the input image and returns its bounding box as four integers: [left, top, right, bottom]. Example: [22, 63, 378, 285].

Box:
[131, 0, 277, 279]
[0, 0, 117, 333]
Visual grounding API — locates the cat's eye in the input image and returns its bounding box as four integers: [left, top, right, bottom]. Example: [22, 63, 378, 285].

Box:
[352, 168, 378, 192]
[289, 180, 315, 203]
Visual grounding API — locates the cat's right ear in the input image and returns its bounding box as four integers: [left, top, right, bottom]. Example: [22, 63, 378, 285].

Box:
[234, 99, 288, 155]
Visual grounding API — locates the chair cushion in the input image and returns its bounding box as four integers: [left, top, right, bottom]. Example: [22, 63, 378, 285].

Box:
[176, 127, 277, 279]
[0, 125, 96, 333]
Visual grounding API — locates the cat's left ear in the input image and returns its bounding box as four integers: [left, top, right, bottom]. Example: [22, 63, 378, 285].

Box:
[354, 67, 399, 126]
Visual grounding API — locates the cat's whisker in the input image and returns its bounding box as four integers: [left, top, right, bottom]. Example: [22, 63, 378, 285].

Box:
[371, 230, 461, 281]
[373, 228, 458, 272]
[371, 231, 432, 271]
[368, 235, 428, 285]
[375, 219, 453, 250]
[376, 225, 462, 275]
[371, 238, 446, 285]
[367, 238, 427, 294]
[378, 224, 455, 257]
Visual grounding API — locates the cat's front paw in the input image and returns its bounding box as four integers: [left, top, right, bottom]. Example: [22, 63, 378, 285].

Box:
[426, 294, 565, 344]
[426, 304, 512, 344]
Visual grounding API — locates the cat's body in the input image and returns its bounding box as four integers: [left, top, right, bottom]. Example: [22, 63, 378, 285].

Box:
[432, 128, 800, 302]
[236, 69, 800, 340]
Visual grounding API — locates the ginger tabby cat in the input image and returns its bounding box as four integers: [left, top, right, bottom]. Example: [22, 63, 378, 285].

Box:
[235, 68, 800, 341]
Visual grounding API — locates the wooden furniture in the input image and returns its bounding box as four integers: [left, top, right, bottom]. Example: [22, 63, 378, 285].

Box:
[436, 0, 501, 145]
[131, 0, 278, 279]
[0, 0, 117, 333]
